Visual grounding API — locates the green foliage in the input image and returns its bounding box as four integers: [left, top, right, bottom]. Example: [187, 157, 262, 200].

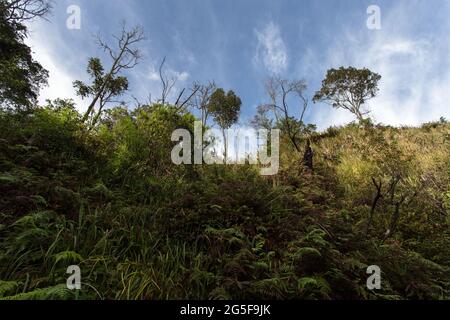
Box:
[1, 0, 447, 300]
[208, 88, 241, 130]
[0, 284, 76, 300]
[313, 67, 381, 122]
[297, 277, 331, 299]
[0, 280, 20, 297]
[0, 105, 448, 300]
[0, 1, 48, 110]
[73, 57, 128, 121]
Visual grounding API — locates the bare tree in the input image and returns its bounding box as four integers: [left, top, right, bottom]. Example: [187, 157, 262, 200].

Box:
[383, 178, 417, 241]
[262, 77, 309, 153]
[186, 81, 216, 126]
[172, 82, 204, 113]
[365, 174, 417, 240]
[365, 177, 383, 237]
[157, 57, 179, 105]
[77, 22, 145, 123]
[2, 0, 52, 22]
[149, 57, 201, 111]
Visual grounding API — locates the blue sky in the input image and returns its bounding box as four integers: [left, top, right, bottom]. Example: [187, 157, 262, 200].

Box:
[26, 0, 450, 130]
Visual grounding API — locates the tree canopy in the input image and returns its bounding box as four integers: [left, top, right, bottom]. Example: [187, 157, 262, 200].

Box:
[313, 66, 381, 122]
[0, 0, 49, 110]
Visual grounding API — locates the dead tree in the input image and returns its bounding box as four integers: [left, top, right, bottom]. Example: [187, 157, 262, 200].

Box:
[383, 191, 417, 241]
[159, 57, 173, 105]
[383, 195, 405, 240]
[365, 177, 383, 237]
[262, 77, 309, 153]
[365, 173, 417, 240]
[153, 56, 200, 110]
[186, 81, 216, 126]
[3, 0, 52, 22]
[174, 85, 200, 113]
[302, 139, 314, 170]
[80, 23, 145, 123]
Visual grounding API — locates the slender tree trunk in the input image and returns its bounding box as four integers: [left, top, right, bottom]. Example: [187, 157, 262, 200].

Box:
[222, 128, 227, 163]
[82, 39, 128, 122]
[201, 108, 205, 127]
[302, 139, 313, 170]
[355, 108, 365, 123]
[365, 178, 383, 237]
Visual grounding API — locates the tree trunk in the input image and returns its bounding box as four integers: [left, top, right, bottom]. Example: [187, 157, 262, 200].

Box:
[365, 178, 383, 237]
[222, 128, 227, 163]
[302, 139, 313, 170]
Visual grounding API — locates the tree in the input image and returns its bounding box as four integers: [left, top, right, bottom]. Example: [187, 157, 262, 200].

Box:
[260, 77, 311, 153]
[313, 66, 381, 122]
[156, 56, 178, 106]
[208, 88, 241, 160]
[151, 57, 199, 112]
[0, 0, 50, 110]
[250, 104, 272, 131]
[187, 80, 216, 127]
[74, 22, 145, 124]
[74, 58, 129, 125]
[250, 105, 273, 152]
[2, 0, 52, 23]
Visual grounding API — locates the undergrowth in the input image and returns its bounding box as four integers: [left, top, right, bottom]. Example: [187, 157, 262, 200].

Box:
[0, 106, 449, 300]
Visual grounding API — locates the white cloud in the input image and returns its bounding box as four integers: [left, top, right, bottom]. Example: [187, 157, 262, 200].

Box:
[145, 64, 189, 83]
[146, 67, 160, 81]
[27, 42, 86, 111]
[25, 22, 86, 112]
[254, 22, 288, 74]
[176, 71, 189, 82]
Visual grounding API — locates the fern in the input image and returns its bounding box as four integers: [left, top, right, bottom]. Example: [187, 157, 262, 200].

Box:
[295, 247, 322, 259]
[53, 251, 83, 265]
[209, 287, 232, 300]
[297, 277, 331, 299]
[0, 284, 75, 300]
[302, 228, 329, 248]
[249, 278, 287, 299]
[0, 281, 20, 298]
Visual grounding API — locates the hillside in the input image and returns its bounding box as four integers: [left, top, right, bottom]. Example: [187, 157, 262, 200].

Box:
[0, 105, 449, 300]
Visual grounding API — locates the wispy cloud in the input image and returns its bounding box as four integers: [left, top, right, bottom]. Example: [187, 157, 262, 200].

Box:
[145, 65, 189, 83]
[254, 22, 288, 74]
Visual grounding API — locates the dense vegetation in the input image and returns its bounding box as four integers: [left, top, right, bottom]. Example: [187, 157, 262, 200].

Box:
[0, 0, 449, 300]
[0, 103, 448, 300]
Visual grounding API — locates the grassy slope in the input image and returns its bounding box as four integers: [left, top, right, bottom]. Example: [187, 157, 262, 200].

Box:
[0, 108, 449, 300]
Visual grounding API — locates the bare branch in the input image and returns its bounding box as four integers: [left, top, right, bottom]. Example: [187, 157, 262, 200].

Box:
[262, 77, 310, 153]
[3, 0, 53, 23]
[186, 81, 216, 126]
[365, 177, 383, 237]
[81, 22, 145, 123]
[175, 86, 200, 112]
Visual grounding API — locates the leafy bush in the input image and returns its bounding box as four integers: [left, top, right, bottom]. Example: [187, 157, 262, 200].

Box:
[0, 106, 448, 300]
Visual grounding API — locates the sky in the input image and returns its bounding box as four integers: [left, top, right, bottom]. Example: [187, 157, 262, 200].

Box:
[25, 0, 450, 130]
